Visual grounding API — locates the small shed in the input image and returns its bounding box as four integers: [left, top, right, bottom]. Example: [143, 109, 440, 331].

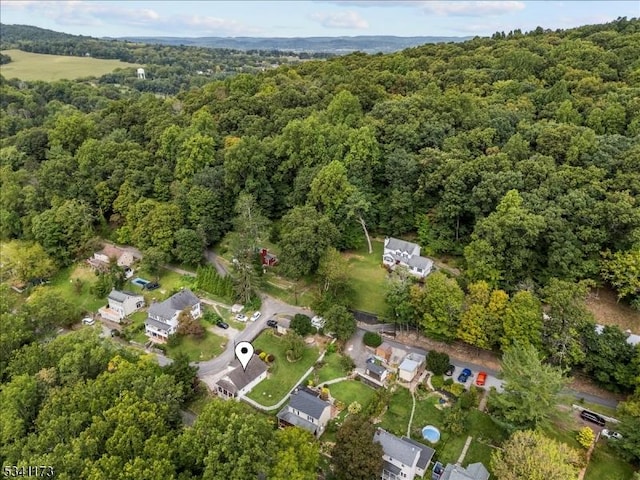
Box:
[398, 353, 426, 382]
[376, 343, 392, 362]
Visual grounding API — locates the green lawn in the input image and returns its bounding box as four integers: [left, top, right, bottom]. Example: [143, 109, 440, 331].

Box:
[247, 330, 320, 406]
[168, 331, 226, 362]
[585, 443, 637, 480]
[379, 388, 507, 472]
[0, 49, 140, 81]
[314, 352, 350, 384]
[48, 264, 108, 313]
[329, 380, 377, 411]
[342, 239, 388, 315]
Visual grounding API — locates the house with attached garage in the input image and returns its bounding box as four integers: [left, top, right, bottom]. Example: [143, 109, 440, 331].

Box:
[374, 428, 435, 480]
[277, 388, 333, 438]
[99, 289, 145, 323]
[144, 288, 201, 342]
[215, 355, 268, 400]
[382, 237, 434, 279]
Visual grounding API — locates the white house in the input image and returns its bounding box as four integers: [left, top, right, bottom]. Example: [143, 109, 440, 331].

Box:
[99, 289, 145, 323]
[382, 237, 434, 278]
[215, 355, 268, 400]
[374, 428, 435, 480]
[144, 288, 201, 341]
[399, 353, 426, 382]
[277, 388, 333, 437]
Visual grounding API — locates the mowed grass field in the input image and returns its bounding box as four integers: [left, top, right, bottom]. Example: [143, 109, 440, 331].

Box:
[0, 49, 140, 81]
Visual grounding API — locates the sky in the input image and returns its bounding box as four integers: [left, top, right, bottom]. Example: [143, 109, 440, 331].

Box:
[1, 1, 638, 38]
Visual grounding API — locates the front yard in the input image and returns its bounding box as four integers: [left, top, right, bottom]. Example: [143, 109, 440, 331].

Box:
[168, 331, 226, 362]
[246, 330, 320, 406]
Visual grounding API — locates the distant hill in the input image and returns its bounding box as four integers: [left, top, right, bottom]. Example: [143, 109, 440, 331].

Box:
[114, 35, 473, 53]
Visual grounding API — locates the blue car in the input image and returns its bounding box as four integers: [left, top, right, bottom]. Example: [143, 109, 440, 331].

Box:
[457, 368, 472, 383]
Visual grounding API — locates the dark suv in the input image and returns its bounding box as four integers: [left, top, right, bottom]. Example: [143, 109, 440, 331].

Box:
[580, 410, 605, 427]
[144, 281, 160, 290]
[266, 319, 278, 328]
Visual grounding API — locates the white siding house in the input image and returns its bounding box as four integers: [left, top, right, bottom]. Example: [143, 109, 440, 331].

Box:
[144, 289, 201, 341]
[374, 428, 434, 480]
[382, 237, 434, 278]
[215, 356, 268, 400]
[99, 289, 145, 323]
[277, 388, 332, 437]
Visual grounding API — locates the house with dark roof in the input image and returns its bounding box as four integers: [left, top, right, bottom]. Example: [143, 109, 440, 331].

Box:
[277, 388, 332, 438]
[99, 289, 145, 323]
[215, 355, 268, 400]
[144, 288, 201, 341]
[382, 237, 434, 279]
[363, 362, 389, 386]
[374, 428, 435, 480]
[432, 462, 489, 480]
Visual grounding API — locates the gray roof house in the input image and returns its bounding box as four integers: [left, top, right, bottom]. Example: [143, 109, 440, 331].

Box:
[277, 388, 332, 437]
[433, 462, 490, 480]
[383, 237, 434, 279]
[215, 355, 268, 400]
[99, 289, 145, 323]
[362, 362, 389, 386]
[374, 428, 435, 480]
[144, 288, 201, 341]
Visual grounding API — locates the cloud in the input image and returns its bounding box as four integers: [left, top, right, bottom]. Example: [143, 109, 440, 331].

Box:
[1, 1, 262, 35]
[422, 1, 526, 17]
[310, 10, 370, 29]
[320, 0, 525, 17]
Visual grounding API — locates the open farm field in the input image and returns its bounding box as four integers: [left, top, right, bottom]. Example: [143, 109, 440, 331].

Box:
[0, 49, 139, 81]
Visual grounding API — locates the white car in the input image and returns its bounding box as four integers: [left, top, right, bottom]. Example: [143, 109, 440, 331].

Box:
[82, 317, 95, 326]
[250, 311, 262, 322]
[601, 429, 623, 440]
[311, 315, 326, 329]
[235, 314, 248, 322]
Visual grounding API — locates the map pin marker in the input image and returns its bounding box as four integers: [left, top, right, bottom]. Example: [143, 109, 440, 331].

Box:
[235, 341, 254, 371]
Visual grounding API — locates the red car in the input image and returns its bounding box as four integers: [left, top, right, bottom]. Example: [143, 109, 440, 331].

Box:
[476, 371, 487, 386]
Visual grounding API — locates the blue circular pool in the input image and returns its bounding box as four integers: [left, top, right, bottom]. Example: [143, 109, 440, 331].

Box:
[422, 425, 441, 443]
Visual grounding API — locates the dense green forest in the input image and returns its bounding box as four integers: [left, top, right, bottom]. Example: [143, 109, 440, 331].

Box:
[1, 17, 640, 478]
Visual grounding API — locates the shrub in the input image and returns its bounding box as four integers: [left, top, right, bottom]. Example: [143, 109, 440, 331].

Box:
[255, 348, 263, 355]
[443, 382, 466, 397]
[576, 426, 595, 449]
[166, 335, 181, 348]
[321, 387, 330, 401]
[291, 314, 314, 336]
[444, 378, 454, 386]
[363, 332, 383, 348]
[259, 351, 267, 361]
[267, 353, 275, 363]
[458, 389, 479, 410]
[431, 375, 445, 390]
[348, 401, 362, 415]
[156, 344, 167, 353]
[340, 355, 356, 372]
[426, 351, 450, 375]
[326, 342, 336, 354]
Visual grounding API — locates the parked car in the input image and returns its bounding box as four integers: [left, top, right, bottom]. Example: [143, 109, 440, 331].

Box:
[457, 368, 472, 383]
[110, 329, 119, 337]
[235, 314, 248, 322]
[476, 371, 487, 386]
[366, 356, 377, 364]
[444, 365, 455, 376]
[144, 281, 160, 290]
[250, 311, 262, 322]
[216, 320, 229, 329]
[311, 315, 326, 329]
[580, 410, 606, 427]
[82, 317, 95, 326]
[601, 429, 622, 440]
[266, 319, 278, 328]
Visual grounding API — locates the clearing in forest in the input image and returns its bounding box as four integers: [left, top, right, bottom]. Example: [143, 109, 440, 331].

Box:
[0, 49, 140, 81]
